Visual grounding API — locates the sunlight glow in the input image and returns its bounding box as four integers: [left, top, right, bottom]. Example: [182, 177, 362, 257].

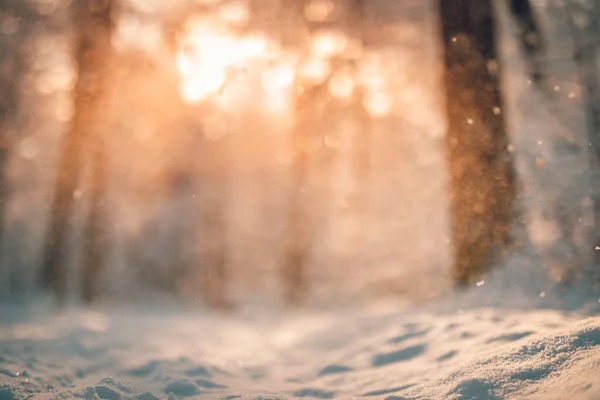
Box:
[328, 69, 355, 99]
[180, 68, 227, 103]
[261, 64, 296, 117]
[218, 1, 250, 25]
[304, 0, 336, 22]
[267, 63, 296, 91]
[298, 57, 331, 84]
[114, 15, 162, 51]
[176, 17, 274, 103]
[310, 29, 349, 58]
[363, 90, 392, 118]
[174, 12, 394, 122]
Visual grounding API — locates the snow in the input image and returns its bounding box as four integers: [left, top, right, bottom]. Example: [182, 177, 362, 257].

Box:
[0, 298, 599, 399]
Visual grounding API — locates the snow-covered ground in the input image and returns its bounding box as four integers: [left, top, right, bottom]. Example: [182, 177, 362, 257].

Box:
[0, 295, 599, 400]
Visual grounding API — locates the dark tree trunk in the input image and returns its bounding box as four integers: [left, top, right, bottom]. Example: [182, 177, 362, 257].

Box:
[509, 0, 543, 83]
[0, 0, 27, 295]
[81, 132, 109, 303]
[41, 0, 113, 302]
[438, 0, 518, 285]
[75, 0, 113, 304]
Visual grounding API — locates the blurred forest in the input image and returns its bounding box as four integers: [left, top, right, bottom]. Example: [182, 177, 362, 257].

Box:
[0, 0, 599, 309]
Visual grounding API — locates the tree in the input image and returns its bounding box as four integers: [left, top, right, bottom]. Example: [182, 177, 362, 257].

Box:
[0, 0, 29, 297]
[509, 0, 543, 83]
[282, 83, 314, 304]
[438, 0, 520, 285]
[40, 0, 113, 303]
[197, 136, 232, 310]
[281, 0, 370, 304]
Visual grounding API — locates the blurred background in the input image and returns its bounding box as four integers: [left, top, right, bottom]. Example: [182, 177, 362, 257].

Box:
[0, 0, 598, 310]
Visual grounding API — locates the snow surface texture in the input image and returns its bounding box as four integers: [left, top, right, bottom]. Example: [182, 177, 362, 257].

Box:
[1, 301, 600, 400]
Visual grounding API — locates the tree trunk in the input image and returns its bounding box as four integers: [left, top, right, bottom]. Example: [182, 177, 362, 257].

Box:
[566, 0, 600, 288]
[0, 0, 27, 296]
[280, 1, 313, 305]
[197, 130, 232, 310]
[438, 0, 518, 285]
[281, 0, 369, 304]
[509, 0, 543, 83]
[283, 89, 312, 304]
[349, 1, 371, 272]
[199, 170, 231, 310]
[81, 131, 109, 303]
[41, 0, 113, 302]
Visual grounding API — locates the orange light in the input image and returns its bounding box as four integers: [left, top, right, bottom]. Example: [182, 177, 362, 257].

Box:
[304, 0, 335, 22]
[363, 90, 392, 118]
[310, 29, 349, 58]
[179, 68, 227, 102]
[175, 15, 279, 104]
[299, 57, 331, 84]
[219, 2, 250, 25]
[328, 70, 355, 99]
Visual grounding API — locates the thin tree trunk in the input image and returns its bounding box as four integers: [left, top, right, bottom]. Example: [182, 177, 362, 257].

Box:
[281, 1, 314, 305]
[199, 136, 232, 310]
[351, 0, 368, 184]
[352, 89, 370, 211]
[566, 0, 600, 287]
[81, 132, 109, 303]
[509, 0, 543, 83]
[281, 0, 368, 304]
[0, 0, 25, 295]
[41, 0, 113, 302]
[438, 0, 518, 285]
[283, 96, 311, 304]
[163, 171, 194, 293]
[349, 0, 371, 268]
[75, 0, 113, 304]
[199, 177, 231, 309]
